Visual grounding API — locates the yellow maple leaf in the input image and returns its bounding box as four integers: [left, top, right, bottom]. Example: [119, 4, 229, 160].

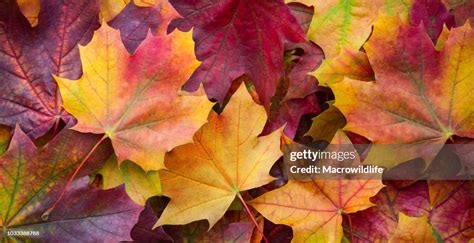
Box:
[155, 84, 283, 228]
[389, 213, 437, 243]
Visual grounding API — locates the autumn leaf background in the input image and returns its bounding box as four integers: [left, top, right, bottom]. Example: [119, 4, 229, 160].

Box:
[0, 0, 473, 242]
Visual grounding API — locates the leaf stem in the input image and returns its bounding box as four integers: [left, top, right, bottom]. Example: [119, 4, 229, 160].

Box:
[41, 135, 108, 220]
[237, 193, 269, 243]
[347, 214, 354, 242]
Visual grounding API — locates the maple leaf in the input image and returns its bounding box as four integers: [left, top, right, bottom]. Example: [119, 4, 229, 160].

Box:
[93, 155, 161, 206]
[262, 94, 320, 139]
[347, 180, 474, 242]
[249, 131, 384, 242]
[131, 197, 174, 242]
[0, 127, 142, 241]
[56, 23, 213, 171]
[260, 41, 324, 139]
[100, 0, 164, 22]
[2, 177, 142, 241]
[390, 180, 474, 242]
[121, 160, 161, 206]
[155, 84, 282, 228]
[284, 41, 325, 102]
[100, 0, 126, 22]
[306, 105, 346, 142]
[168, 0, 307, 107]
[312, 48, 375, 86]
[393, 181, 431, 217]
[287, 2, 314, 33]
[388, 213, 437, 242]
[38, 0, 101, 80]
[305, 0, 381, 59]
[427, 180, 464, 207]
[172, 212, 262, 243]
[133, 196, 262, 242]
[0, 0, 100, 139]
[0, 126, 112, 222]
[167, 211, 263, 242]
[108, 2, 161, 55]
[427, 181, 473, 242]
[331, 17, 474, 168]
[305, 104, 346, 142]
[302, 0, 412, 59]
[343, 187, 399, 242]
[0, 2, 61, 139]
[410, 0, 455, 43]
[93, 154, 124, 189]
[109, 0, 178, 54]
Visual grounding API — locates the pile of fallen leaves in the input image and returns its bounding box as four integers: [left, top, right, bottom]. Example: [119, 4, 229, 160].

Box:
[0, 0, 472, 242]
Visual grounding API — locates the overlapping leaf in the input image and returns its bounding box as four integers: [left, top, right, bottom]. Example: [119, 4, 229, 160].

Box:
[168, 0, 308, 107]
[38, 0, 101, 80]
[3, 177, 142, 241]
[0, 127, 142, 241]
[56, 23, 213, 171]
[93, 155, 161, 206]
[331, 16, 474, 168]
[0, 0, 472, 241]
[250, 131, 384, 242]
[446, 0, 474, 26]
[428, 181, 473, 242]
[312, 48, 374, 86]
[0, 127, 111, 226]
[305, 0, 382, 59]
[342, 180, 471, 242]
[313, 0, 455, 87]
[305, 104, 346, 142]
[285, 42, 325, 101]
[100, 0, 163, 22]
[260, 42, 325, 138]
[17, 0, 40, 26]
[109, 0, 178, 54]
[388, 213, 437, 242]
[109, 2, 162, 54]
[287, 2, 314, 33]
[165, 211, 262, 242]
[132, 197, 262, 242]
[262, 94, 320, 139]
[0, 2, 62, 139]
[342, 187, 399, 242]
[130, 198, 175, 242]
[410, 0, 455, 43]
[0, 0, 100, 139]
[121, 160, 161, 206]
[300, 0, 412, 59]
[155, 84, 283, 228]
